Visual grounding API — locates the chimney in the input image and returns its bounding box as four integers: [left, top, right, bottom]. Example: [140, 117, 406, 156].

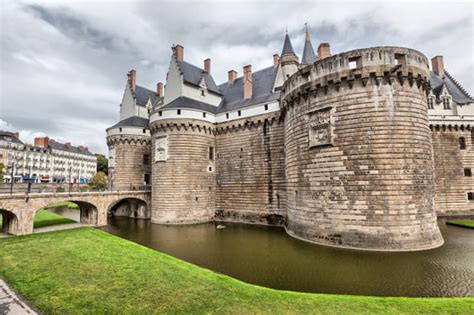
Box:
[13, 132, 19, 139]
[65, 142, 72, 150]
[174, 44, 184, 61]
[128, 69, 136, 91]
[317, 43, 331, 60]
[228, 70, 237, 84]
[243, 65, 253, 99]
[78, 145, 84, 152]
[431, 56, 445, 77]
[34, 137, 49, 148]
[204, 58, 211, 74]
[156, 82, 164, 97]
[273, 54, 280, 68]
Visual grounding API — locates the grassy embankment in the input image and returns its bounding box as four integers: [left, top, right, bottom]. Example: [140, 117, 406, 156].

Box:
[447, 220, 474, 229]
[0, 201, 77, 229]
[0, 228, 473, 314]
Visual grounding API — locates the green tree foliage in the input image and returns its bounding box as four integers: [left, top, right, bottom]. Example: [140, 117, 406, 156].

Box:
[96, 154, 108, 175]
[0, 163, 4, 183]
[89, 171, 108, 190]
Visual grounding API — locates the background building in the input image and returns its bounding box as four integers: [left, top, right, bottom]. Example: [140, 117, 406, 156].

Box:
[0, 132, 96, 184]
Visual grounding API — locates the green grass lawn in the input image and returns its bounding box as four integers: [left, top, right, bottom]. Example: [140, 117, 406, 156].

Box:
[447, 220, 474, 229]
[44, 201, 79, 210]
[0, 228, 472, 314]
[1, 205, 77, 229]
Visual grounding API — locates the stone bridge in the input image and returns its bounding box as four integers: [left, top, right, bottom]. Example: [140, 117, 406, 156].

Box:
[0, 190, 151, 235]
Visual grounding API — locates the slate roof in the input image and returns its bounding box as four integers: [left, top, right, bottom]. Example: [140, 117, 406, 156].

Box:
[135, 85, 157, 106]
[281, 33, 296, 56]
[301, 33, 317, 64]
[0, 131, 23, 144]
[161, 96, 219, 113]
[107, 116, 149, 130]
[217, 66, 280, 112]
[176, 60, 222, 95]
[430, 71, 474, 105]
[48, 140, 94, 156]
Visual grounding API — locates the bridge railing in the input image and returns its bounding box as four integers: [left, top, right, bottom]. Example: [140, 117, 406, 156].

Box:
[0, 184, 151, 197]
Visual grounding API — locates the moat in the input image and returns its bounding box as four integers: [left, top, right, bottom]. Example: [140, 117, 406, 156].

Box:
[48, 207, 473, 297]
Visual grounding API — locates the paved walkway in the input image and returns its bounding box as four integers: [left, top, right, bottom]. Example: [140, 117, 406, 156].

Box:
[33, 222, 89, 234]
[0, 279, 37, 315]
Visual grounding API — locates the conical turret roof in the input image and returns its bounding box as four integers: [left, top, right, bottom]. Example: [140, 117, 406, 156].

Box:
[281, 31, 296, 56]
[301, 28, 317, 64]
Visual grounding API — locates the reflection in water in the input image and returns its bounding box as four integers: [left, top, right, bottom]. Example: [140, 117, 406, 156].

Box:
[100, 218, 473, 297]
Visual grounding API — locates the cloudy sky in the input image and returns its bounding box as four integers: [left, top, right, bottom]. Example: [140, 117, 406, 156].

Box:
[1, 0, 473, 154]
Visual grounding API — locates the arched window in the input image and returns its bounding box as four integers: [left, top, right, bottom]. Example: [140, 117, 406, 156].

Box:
[459, 137, 466, 150]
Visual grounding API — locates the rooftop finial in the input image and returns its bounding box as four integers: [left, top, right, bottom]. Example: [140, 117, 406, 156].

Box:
[304, 22, 310, 41]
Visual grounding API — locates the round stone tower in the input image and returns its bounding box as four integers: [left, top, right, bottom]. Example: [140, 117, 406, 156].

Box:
[149, 112, 216, 224]
[106, 124, 151, 190]
[281, 47, 443, 251]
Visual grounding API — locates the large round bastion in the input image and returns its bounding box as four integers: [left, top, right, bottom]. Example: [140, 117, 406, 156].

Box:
[281, 46, 444, 251]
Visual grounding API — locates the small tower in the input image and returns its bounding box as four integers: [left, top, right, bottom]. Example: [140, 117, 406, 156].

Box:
[301, 25, 317, 64]
[280, 30, 299, 80]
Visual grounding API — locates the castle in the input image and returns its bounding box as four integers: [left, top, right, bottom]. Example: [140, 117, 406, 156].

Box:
[106, 29, 474, 251]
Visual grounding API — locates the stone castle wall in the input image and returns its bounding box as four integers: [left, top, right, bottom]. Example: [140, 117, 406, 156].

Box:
[107, 136, 151, 190]
[431, 127, 474, 215]
[281, 47, 443, 251]
[214, 112, 287, 225]
[150, 119, 216, 224]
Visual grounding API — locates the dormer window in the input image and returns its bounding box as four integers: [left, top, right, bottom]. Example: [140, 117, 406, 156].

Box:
[201, 90, 206, 96]
[443, 96, 451, 109]
[427, 97, 434, 109]
[177, 109, 181, 115]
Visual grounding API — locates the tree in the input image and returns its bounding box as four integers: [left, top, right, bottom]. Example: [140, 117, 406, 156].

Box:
[0, 163, 4, 183]
[89, 171, 108, 190]
[96, 154, 108, 175]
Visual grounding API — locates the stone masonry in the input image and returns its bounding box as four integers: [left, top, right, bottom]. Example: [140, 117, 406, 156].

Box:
[281, 47, 443, 251]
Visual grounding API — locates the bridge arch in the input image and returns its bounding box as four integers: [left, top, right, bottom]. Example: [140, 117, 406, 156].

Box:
[32, 200, 99, 228]
[0, 208, 19, 235]
[108, 197, 150, 219]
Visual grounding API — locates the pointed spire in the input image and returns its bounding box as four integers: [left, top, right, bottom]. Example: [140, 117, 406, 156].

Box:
[301, 24, 317, 64]
[281, 30, 296, 56]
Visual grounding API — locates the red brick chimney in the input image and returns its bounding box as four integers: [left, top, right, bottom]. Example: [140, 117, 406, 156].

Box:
[174, 44, 184, 61]
[34, 137, 49, 148]
[431, 56, 445, 77]
[157, 82, 164, 97]
[317, 43, 331, 60]
[243, 65, 252, 99]
[128, 70, 136, 91]
[228, 70, 237, 84]
[65, 142, 72, 150]
[204, 58, 211, 74]
[273, 54, 280, 68]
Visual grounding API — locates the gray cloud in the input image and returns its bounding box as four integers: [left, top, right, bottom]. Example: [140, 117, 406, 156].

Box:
[1, 0, 472, 155]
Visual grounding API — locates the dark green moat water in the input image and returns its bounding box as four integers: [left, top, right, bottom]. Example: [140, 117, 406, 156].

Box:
[97, 217, 473, 297]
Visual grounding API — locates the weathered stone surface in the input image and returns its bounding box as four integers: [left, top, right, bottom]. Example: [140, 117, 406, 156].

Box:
[214, 113, 287, 225]
[281, 47, 444, 251]
[150, 119, 216, 224]
[431, 127, 474, 216]
[107, 135, 151, 190]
